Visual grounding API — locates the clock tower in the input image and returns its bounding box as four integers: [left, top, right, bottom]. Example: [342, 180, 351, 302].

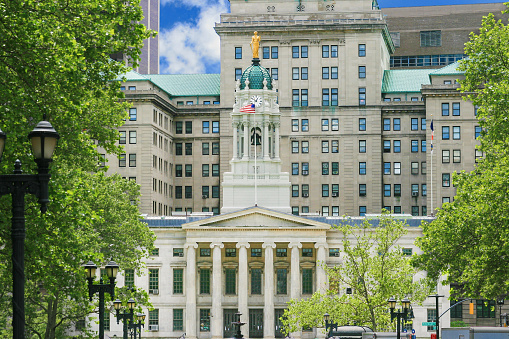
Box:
[221, 38, 291, 214]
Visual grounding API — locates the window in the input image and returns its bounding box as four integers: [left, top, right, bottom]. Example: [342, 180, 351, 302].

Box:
[453, 150, 461, 163]
[212, 186, 219, 198]
[322, 45, 329, 58]
[442, 150, 450, 163]
[331, 88, 338, 106]
[277, 269, 287, 294]
[451, 300, 463, 319]
[292, 163, 299, 175]
[475, 126, 481, 139]
[443, 197, 450, 204]
[421, 118, 426, 130]
[251, 248, 262, 257]
[226, 248, 236, 257]
[359, 88, 366, 106]
[359, 66, 366, 78]
[302, 184, 309, 197]
[292, 46, 299, 58]
[185, 121, 192, 134]
[129, 154, 136, 167]
[301, 46, 308, 58]
[124, 269, 134, 288]
[412, 206, 419, 216]
[411, 118, 418, 131]
[394, 140, 401, 153]
[384, 184, 391, 197]
[251, 268, 262, 294]
[331, 67, 338, 79]
[402, 248, 413, 256]
[129, 131, 137, 144]
[176, 143, 183, 155]
[411, 140, 418, 152]
[393, 118, 401, 131]
[200, 309, 210, 331]
[322, 89, 329, 106]
[149, 269, 159, 293]
[301, 89, 308, 106]
[235, 47, 242, 59]
[175, 186, 182, 199]
[442, 173, 450, 187]
[322, 119, 329, 131]
[271, 46, 278, 58]
[411, 162, 419, 175]
[301, 141, 309, 153]
[359, 140, 366, 153]
[394, 184, 401, 197]
[202, 143, 209, 155]
[202, 186, 209, 198]
[332, 184, 339, 197]
[421, 162, 427, 174]
[292, 68, 299, 80]
[422, 184, 427, 196]
[322, 162, 329, 175]
[129, 108, 137, 121]
[442, 103, 449, 116]
[476, 149, 483, 162]
[235, 68, 242, 81]
[421, 30, 441, 47]
[331, 45, 338, 57]
[263, 47, 269, 59]
[173, 309, 183, 331]
[119, 154, 126, 167]
[185, 143, 192, 155]
[277, 248, 287, 257]
[383, 118, 391, 131]
[271, 68, 278, 80]
[185, 164, 192, 177]
[119, 131, 126, 144]
[322, 67, 329, 79]
[212, 164, 219, 177]
[452, 102, 460, 116]
[476, 300, 496, 318]
[383, 140, 391, 153]
[359, 118, 366, 131]
[202, 121, 210, 134]
[301, 119, 309, 132]
[331, 119, 339, 131]
[149, 309, 159, 327]
[384, 162, 391, 175]
[394, 206, 402, 214]
[201, 248, 211, 257]
[302, 162, 309, 175]
[225, 268, 236, 295]
[301, 67, 308, 80]
[359, 162, 366, 175]
[322, 184, 329, 197]
[332, 162, 339, 175]
[358, 44, 366, 57]
[421, 140, 426, 152]
[185, 186, 192, 199]
[412, 184, 419, 196]
[331, 140, 339, 153]
[359, 206, 366, 216]
[202, 164, 209, 177]
[453, 126, 461, 140]
[329, 248, 339, 257]
[212, 142, 220, 155]
[322, 141, 329, 153]
[292, 141, 299, 153]
[359, 184, 367, 196]
[302, 248, 313, 257]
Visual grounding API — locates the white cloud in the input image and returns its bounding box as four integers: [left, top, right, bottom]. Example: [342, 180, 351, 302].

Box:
[159, 0, 228, 74]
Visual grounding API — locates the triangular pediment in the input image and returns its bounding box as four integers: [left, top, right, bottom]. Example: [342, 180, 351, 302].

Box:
[182, 206, 330, 230]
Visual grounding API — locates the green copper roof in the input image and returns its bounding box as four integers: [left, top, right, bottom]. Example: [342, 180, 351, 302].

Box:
[429, 61, 465, 76]
[117, 70, 149, 81]
[382, 69, 431, 93]
[240, 59, 273, 90]
[148, 74, 220, 97]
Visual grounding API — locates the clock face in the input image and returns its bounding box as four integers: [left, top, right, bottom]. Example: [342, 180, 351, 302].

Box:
[250, 95, 263, 107]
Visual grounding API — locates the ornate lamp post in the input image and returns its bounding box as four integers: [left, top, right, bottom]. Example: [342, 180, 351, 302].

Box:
[388, 297, 411, 339]
[0, 118, 59, 339]
[114, 298, 135, 339]
[130, 313, 146, 339]
[324, 313, 339, 339]
[84, 260, 119, 339]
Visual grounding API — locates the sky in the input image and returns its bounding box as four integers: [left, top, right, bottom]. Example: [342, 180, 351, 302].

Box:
[158, 0, 506, 75]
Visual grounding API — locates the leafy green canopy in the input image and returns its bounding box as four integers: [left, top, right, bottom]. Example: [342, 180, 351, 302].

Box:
[282, 215, 430, 335]
[413, 7, 509, 299]
[0, 0, 156, 337]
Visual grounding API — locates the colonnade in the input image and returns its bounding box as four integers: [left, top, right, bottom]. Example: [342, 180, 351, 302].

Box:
[232, 120, 280, 160]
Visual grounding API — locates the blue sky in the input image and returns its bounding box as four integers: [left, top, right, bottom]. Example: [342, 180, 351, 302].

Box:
[158, 0, 506, 75]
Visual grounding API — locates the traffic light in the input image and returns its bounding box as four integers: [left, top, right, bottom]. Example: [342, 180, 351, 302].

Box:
[470, 301, 474, 315]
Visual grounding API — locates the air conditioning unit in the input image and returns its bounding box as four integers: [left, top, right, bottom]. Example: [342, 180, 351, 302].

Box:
[302, 170, 309, 176]
[395, 193, 401, 197]
[178, 252, 184, 257]
[411, 192, 419, 197]
[202, 195, 208, 199]
[332, 192, 338, 197]
[149, 325, 159, 331]
[303, 193, 309, 197]
[150, 289, 159, 295]
[333, 252, 340, 257]
[359, 192, 366, 197]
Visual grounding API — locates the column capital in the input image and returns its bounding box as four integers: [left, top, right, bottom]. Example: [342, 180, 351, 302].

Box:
[314, 242, 328, 249]
[236, 242, 251, 249]
[262, 242, 276, 249]
[210, 242, 224, 249]
[185, 242, 199, 249]
[288, 242, 302, 249]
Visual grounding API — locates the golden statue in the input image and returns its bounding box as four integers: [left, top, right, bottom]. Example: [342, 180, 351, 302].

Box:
[250, 31, 261, 59]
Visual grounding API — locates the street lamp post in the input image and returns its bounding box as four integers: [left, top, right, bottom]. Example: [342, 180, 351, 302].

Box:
[84, 260, 119, 339]
[498, 299, 505, 327]
[0, 119, 59, 339]
[130, 313, 146, 339]
[114, 298, 136, 339]
[323, 313, 338, 339]
[388, 297, 411, 339]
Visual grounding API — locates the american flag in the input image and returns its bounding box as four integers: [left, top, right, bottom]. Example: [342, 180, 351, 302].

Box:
[430, 119, 434, 152]
[240, 103, 255, 113]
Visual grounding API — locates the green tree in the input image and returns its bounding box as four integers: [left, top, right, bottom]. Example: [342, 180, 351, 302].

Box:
[0, 0, 156, 338]
[413, 6, 509, 299]
[282, 215, 430, 334]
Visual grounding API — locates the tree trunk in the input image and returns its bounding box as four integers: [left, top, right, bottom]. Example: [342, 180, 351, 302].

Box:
[44, 292, 59, 339]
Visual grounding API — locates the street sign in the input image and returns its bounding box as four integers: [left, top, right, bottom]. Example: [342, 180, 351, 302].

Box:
[422, 322, 436, 326]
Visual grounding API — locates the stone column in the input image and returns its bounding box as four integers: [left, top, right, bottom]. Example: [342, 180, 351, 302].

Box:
[289, 242, 302, 339]
[263, 122, 269, 159]
[274, 122, 280, 159]
[263, 242, 276, 339]
[210, 242, 224, 339]
[232, 122, 238, 159]
[315, 242, 328, 339]
[185, 243, 198, 339]
[243, 121, 249, 159]
[236, 242, 250, 328]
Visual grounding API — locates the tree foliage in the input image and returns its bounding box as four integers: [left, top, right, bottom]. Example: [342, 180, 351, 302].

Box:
[282, 215, 430, 335]
[413, 6, 509, 299]
[0, 0, 156, 337]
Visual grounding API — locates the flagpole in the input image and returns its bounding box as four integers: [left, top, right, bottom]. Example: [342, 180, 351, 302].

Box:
[254, 117, 257, 206]
[430, 116, 434, 216]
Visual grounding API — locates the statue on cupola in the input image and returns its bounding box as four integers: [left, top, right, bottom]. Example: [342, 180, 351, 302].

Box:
[221, 32, 291, 214]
